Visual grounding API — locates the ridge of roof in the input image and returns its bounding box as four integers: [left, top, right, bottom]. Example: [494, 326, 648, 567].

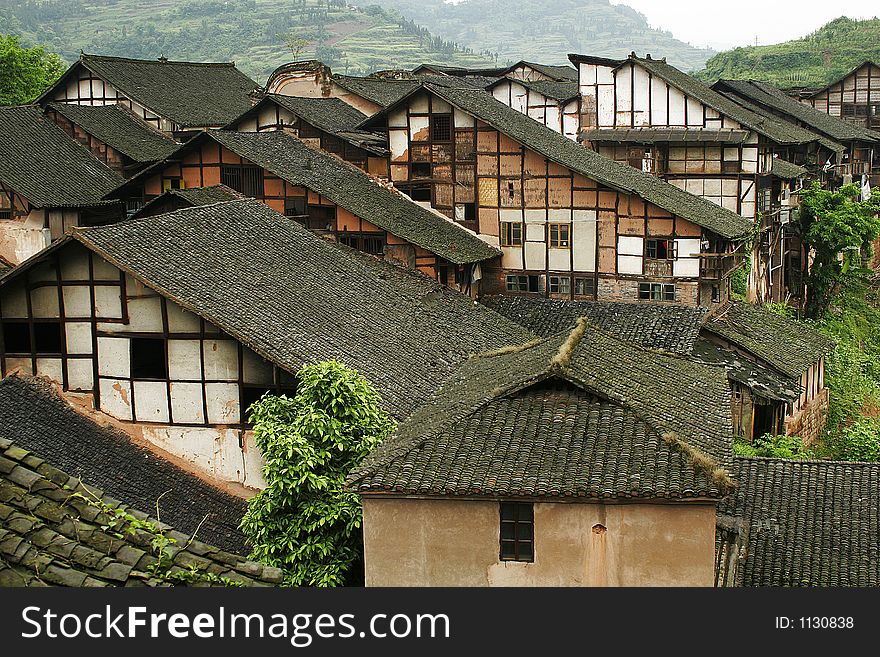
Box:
[81, 53, 241, 68]
[374, 82, 753, 239]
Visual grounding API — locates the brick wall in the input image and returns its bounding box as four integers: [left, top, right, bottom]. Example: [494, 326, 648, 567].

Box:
[785, 387, 830, 445]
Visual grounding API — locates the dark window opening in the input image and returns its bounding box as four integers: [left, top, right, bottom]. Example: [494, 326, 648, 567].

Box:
[506, 274, 539, 293]
[500, 502, 534, 562]
[33, 322, 62, 354]
[162, 178, 182, 192]
[306, 205, 335, 231]
[638, 282, 676, 302]
[130, 338, 167, 380]
[242, 384, 298, 425]
[2, 321, 31, 353]
[411, 162, 432, 179]
[339, 232, 385, 255]
[220, 165, 265, 197]
[711, 285, 721, 303]
[721, 160, 739, 174]
[399, 184, 431, 202]
[284, 197, 306, 218]
[646, 239, 676, 260]
[507, 180, 515, 199]
[462, 203, 476, 222]
[430, 114, 452, 142]
[0, 209, 11, 220]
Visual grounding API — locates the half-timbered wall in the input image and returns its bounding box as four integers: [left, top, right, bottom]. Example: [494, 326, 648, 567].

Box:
[0, 243, 293, 487]
[126, 141, 456, 285]
[386, 90, 730, 306]
[804, 62, 880, 129]
[50, 64, 172, 133]
[230, 105, 388, 177]
[490, 80, 579, 140]
[45, 109, 127, 175]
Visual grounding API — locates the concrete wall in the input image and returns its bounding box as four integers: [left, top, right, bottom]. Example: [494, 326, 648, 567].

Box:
[362, 497, 717, 587]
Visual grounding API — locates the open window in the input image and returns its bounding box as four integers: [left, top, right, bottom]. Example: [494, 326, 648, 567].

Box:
[130, 337, 167, 380]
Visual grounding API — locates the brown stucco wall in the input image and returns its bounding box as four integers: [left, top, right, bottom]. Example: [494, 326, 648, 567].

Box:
[362, 497, 717, 587]
[786, 386, 830, 445]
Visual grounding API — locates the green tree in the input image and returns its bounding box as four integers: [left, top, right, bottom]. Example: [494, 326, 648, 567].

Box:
[240, 360, 395, 587]
[798, 182, 880, 319]
[0, 35, 66, 105]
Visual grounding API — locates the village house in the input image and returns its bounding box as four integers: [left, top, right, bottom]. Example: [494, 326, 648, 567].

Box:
[223, 94, 389, 176]
[0, 376, 282, 586]
[348, 318, 735, 586]
[0, 198, 530, 490]
[108, 129, 499, 291]
[482, 294, 831, 443]
[37, 53, 260, 139]
[43, 101, 179, 178]
[712, 78, 880, 184]
[360, 80, 752, 306]
[798, 61, 880, 134]
[568, 52, 844, 304]
[265, 60, 421, 115]
[0, 106, 124, 265]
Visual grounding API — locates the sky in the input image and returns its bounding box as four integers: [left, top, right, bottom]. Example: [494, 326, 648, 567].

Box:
[609, 0, 879, 51]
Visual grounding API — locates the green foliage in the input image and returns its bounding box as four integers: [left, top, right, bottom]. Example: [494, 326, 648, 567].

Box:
[822, 418, 880, 461]
[729, 261, 749, 300]
[240, 360, 395, 587]
[733, 433, 813, 459]
[0, 34, 65, 105]
[697, 16, 880, 88]
[69, 490, 242, 586]
[797, 182, 880, 319]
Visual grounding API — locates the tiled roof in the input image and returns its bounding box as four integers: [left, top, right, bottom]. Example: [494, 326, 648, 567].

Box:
[130, 185, 245, 219]
[377, 83, 754, 239]
[770, 157, 809, 179]
[204, 130, 499, 264]
[47, 102, 179, 162]
[56, 199, 531, 419]
[714, 79, 880, 143]
[513, 61, 578, 82]
[332, 75, 421, 107]
[0, 106, 123, 207]
[580, 128, 750, 144]
[61, 54, 259, 128]
[704, 302, 835, 379]
[350, 321, 735, 497]
[0, 432, 280, 586]
[625, 56, 826, 146]
[692, 338, 801, 402]
[567, 53, 625, 68]
[0, 375, 251, 555]
[480, 295, 705, 355]
[721, 456, 880, 586]
[504, 78, 579, 102]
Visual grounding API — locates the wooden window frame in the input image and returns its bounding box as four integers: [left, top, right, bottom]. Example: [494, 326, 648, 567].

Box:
[500, 221, 523, 247]
[645, 238, 677, 261]
[430, 113, 453, 143]
[548, 223, 571, 249]
[548, 275, 571, 295]
[500, 501, 534, 562]
[638, 282, 676, 302]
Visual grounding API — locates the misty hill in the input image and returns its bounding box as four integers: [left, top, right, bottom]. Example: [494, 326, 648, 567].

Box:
[697, 17, 880, 89]
[367, 0, 715, 72]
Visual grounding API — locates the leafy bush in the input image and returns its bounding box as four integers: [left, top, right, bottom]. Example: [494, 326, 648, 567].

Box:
[821, 418, 880, 462]
[239, 360, 395, 587]
[733, 434, 812, 459]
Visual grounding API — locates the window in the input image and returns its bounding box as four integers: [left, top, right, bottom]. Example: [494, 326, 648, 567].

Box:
[458, 203, 476, 222]
[2, 321, 31, 353]
[548, 275, 570, 294]
[0, 192, 12, 220]
[430, 114, 452, 142]
[2, 321, 62, 354]
[721, 160, 739, 174]
[130, 337, 167, 380]
[284, 197, 306, 218]
[506, 274, 539, 293]
[411, 162, 432, 179]
[242, 384, 298, 425]
[574, 277, 595, 296]
[162, 178, 183, 192]
[339, 232, 385, 255]
[306, 205, 335, 231]
[500, 502, 534, 562]
[507, 181, 515, 200]
[220, 165, 264, 197]
[500, 221, 522, 247]
[646, 239, 676, 260]
[638, 282, 676, 302]
[711, 285, 721, 303]
[399, 183, 431, 202]
[548, 223, 570, 249]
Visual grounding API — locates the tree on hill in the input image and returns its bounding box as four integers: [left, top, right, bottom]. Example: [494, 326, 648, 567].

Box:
[239, 360, 395, 587]
[0, 35, 65, 105]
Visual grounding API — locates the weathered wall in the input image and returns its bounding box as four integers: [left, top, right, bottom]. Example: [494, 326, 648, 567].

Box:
[362, 497, 717, 587]
[786, 386, 830, 446]
[0, 209, 49, 264]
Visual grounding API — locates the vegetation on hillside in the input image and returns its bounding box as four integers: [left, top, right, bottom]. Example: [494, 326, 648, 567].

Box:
[371, 0, 714, 71]
[0, 35, 64, 105]
[697, 16, 880, 89]
[0, 0, 496, 81]
[240, 360, 394, 587]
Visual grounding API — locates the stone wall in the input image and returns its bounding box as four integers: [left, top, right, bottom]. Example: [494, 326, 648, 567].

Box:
[786, 387, 830, 445]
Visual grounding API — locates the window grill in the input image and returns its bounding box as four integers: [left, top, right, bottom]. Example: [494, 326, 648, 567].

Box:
[220, 165, 265, 197]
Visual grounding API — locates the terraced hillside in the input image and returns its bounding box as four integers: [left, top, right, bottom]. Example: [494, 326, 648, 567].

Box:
[0, 0, 496, 82]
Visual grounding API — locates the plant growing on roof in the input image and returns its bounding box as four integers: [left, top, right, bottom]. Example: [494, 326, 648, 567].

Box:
[239, 360, 395, 587]
[798, 182, 880, 319]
